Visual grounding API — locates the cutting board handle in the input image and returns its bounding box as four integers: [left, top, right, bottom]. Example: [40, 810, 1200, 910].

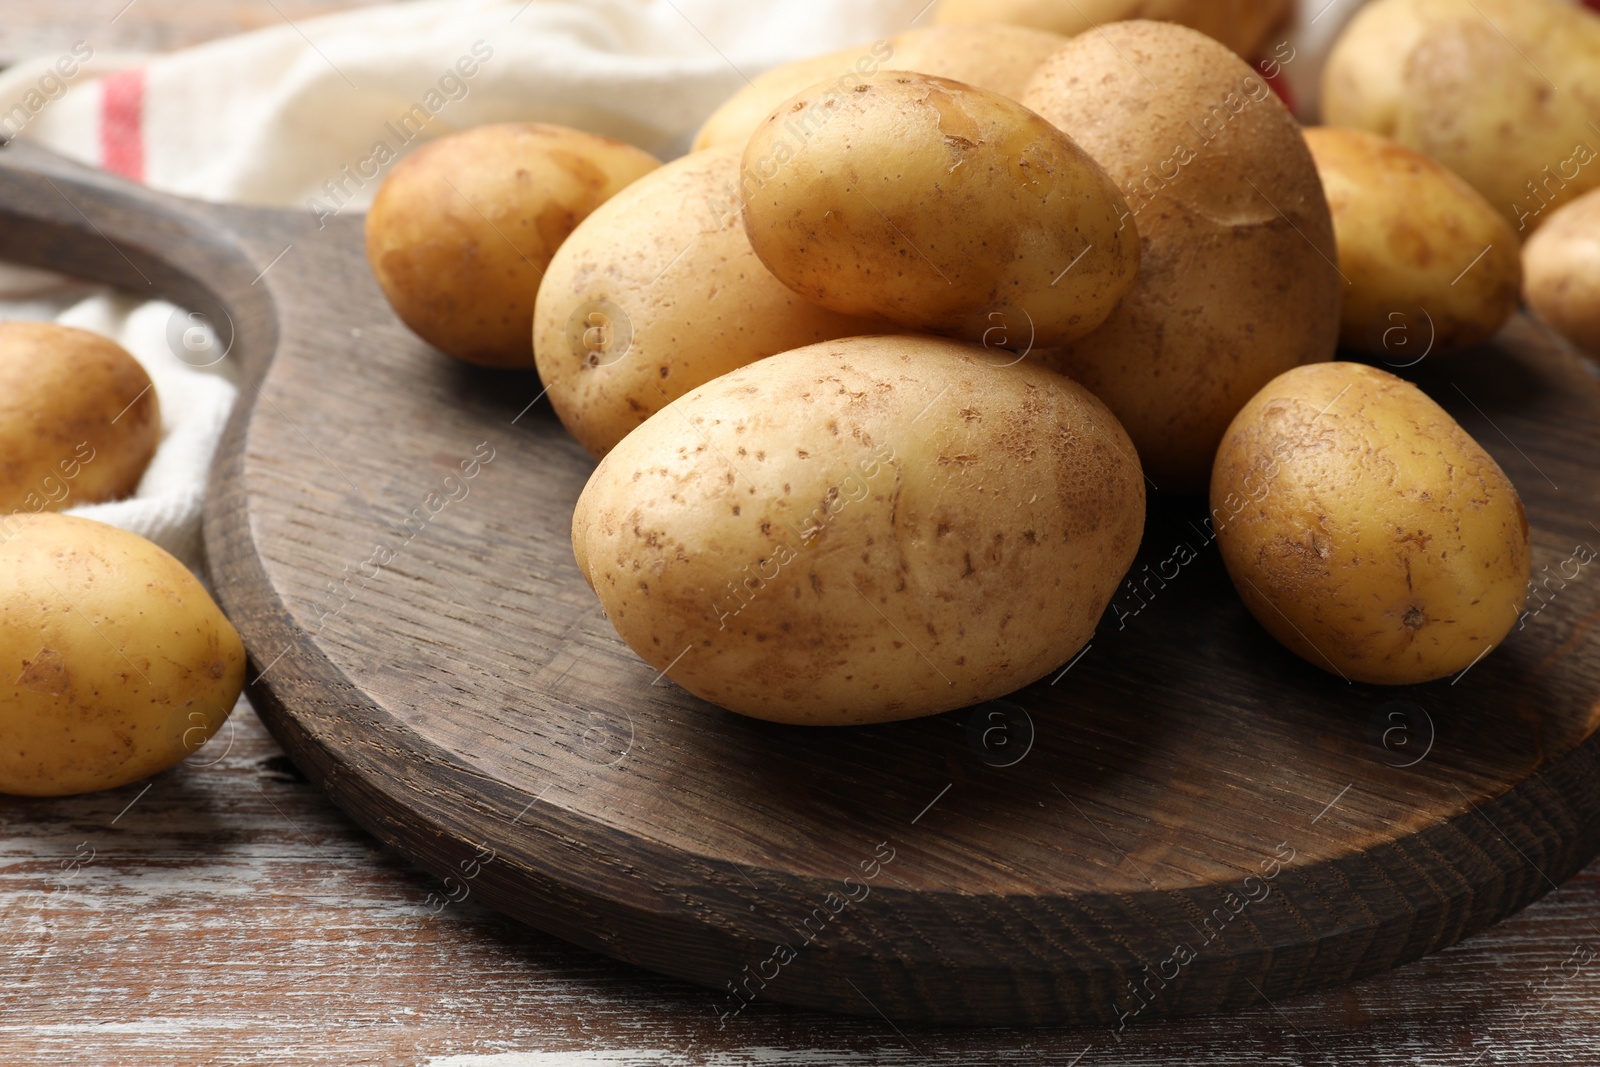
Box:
[0, 137, 282, 379]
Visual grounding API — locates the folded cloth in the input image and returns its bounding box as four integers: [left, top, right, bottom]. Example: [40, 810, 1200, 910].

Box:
[0, 0, 1357, 569]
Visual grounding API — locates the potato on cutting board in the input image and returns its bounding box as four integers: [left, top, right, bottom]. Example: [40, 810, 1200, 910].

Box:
[532, 144, 878, 459]
[1322, 0, 1600, 237]
[365, 123, 660, 368]
[692, 23, 1069, 151]
[1524, 187, 1600, 355]
[1022, 20, 1339, 495]
[572, 334, 1146, 725]
[1211, 362, 1530, 685]
[1304, 126, 1521, 354]
[740, 72, 1139, 349]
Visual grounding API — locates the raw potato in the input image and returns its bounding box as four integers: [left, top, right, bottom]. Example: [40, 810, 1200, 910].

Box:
[572, 335, 1146, 725]
[1211, 362, 1530, 685]
[1322, 0, 1600, 236]
[534, 145, 879, 458]
[0, 514, 247, 796]
[1022, 21, 1339, 495]
[1304, 126, 1521, 353]
[741, 73, 1139, 348]
[1524, 187, 1600, 354]
[0, 322, 159, 513]
[692, 24, 1069, 151]
[365, 123, 661, 367]
[935, 0, 1294, 59]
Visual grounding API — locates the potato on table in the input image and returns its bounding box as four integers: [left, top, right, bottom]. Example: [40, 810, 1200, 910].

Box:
[533, 144, 878, 458]
[692, 23, 1069, 151]
[1322, 0, 1600, 236]
[1022, 21, 1339, 495]
[0, 322, 158, 513]
[741, 72, 1138, 349]
[1304, 126, 1521, 354]
[572, 335, 1146, 725]
[1211, 363, 1530, 685]
[0, 514, 246, 796]
[365, 123, 661, 367]
[1524, 187, 1600, 355]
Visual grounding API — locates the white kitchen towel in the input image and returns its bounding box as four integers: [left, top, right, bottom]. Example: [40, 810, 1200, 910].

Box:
[0, 0, 1363, 569]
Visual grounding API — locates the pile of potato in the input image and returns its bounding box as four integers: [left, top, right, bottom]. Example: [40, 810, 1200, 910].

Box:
[0, 323, 245, 795]
[361, 0, 1600, 725]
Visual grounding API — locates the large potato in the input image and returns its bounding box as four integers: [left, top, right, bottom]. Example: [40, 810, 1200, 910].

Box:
[935, 0, 1294, 59]
[365, 123, 661, 367]
[1304, 126, 1521, 354]
[0, 322, 158, 513]
[741, 73, 1138, 348]
[1022, 21, 1339, 495]
[572, 335, 1146, 725]
[1211, 363, 1529, 685]
[1524, 187, 1600, 354]
[1322, 0, 1600, 236]
[692, 24, 1069, 151]
[0, 514, 246, 796]
[533, 145, 879, 458]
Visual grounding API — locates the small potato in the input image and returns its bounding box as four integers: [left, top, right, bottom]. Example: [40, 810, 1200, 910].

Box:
[365, 123, 661, 367]
[1211, 362, 1530, 685]
[534, 145, 878, 458]
[1304, 127, 1521, 353]
[934, 0, 1294, 59]
[0, 322, 158, 513]
[1023, 21, 1339, 495]
[572, 335, 1146, 725]
[692, 24, 1069, 151]
[741, 73, 1138, 348]
[0, 513, 246, 796]
[1524, 187, 1600, 354]
[1322, 0, 1600, 236]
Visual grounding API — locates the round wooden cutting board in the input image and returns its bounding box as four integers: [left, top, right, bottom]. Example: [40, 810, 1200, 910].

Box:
[4, 140, 1600, 1028]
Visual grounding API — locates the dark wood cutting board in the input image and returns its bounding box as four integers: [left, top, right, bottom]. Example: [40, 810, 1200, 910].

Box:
[4, 138, 1600, 1029]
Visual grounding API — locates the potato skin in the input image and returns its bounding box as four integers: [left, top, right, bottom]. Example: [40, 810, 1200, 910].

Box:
[692, 25, 1069, 151]
[1322, 0, 1600, 237]
[1211, 362, 1529, 685]
[533, 145, 878, 458]
[572, 335, 1146, 725]
[1022, 21, 1339, 496]
[0, 323, 158, 514]
[934, 0, 1293, 59]
[0, 514, 246, 796]
[1304, 126, 1521, 353]
[1524, 187, 1600, 354]
[741, 73, 1138, 348]
[365, 123, 660, 367]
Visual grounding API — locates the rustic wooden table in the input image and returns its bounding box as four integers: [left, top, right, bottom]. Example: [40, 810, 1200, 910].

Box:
[4, 3, 1600, 1064]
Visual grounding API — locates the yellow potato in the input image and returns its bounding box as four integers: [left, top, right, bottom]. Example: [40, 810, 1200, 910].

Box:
[572, 334, 1146, 725]
[1211, 362, 1530, 685]
[934, 0, 1294, 59]
[1022, 21, 1339, 495]
[533, 145, 879, 458]
[0, 322, 158, 514]
[1524, 187, 1600, 354]
[740, 72, 1138, 348]
[1322, 0, 1600, 236]
[692, 24, 1069, 151]
[1304, 126, 1521, 354]
[0, 513, 246, 796]
[365, 123, 661, 367]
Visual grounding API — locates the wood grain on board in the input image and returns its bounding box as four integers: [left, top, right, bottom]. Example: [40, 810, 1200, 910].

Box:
[3, 122, 1600, 1032]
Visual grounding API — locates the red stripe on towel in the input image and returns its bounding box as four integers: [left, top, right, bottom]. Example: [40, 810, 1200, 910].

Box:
[101, 69, 146, 181]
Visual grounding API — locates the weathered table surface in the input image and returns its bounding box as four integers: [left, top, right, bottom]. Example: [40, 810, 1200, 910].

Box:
[6, 2, 1600, 1064]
